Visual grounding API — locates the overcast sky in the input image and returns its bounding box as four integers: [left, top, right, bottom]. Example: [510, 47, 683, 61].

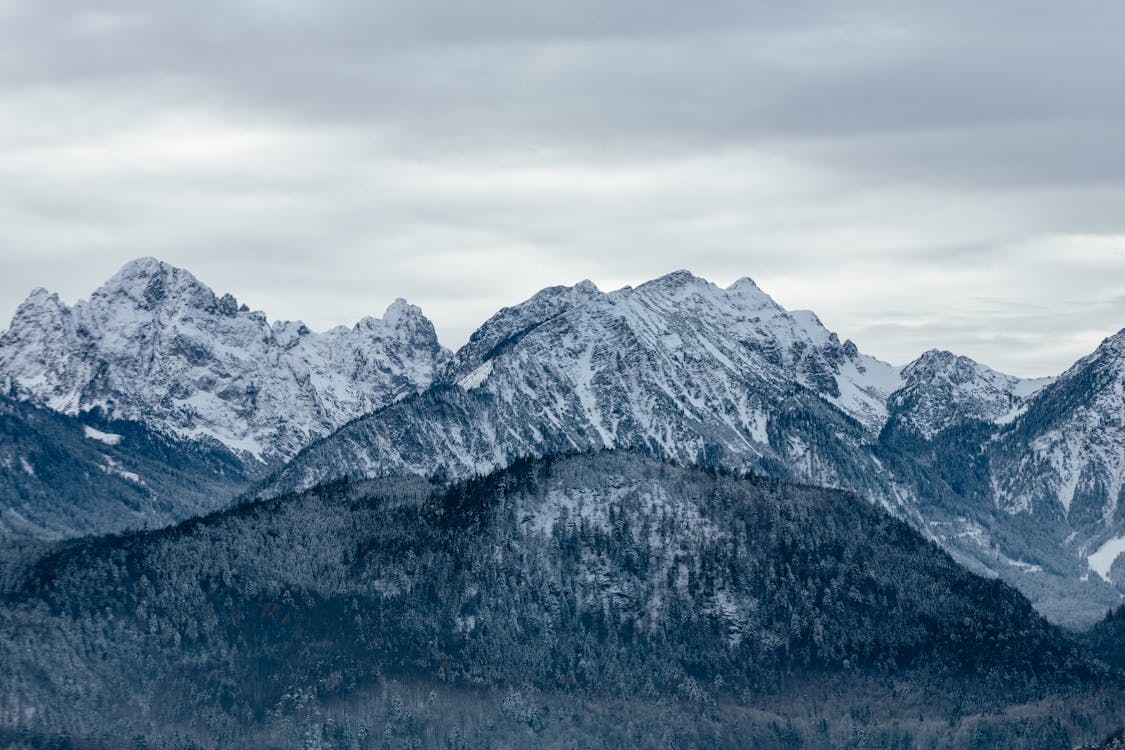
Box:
[1, 1, 1123, 376]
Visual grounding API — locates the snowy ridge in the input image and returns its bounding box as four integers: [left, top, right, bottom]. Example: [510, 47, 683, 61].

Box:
[0, 258, 450, 461]
[268, 270, 905, 506]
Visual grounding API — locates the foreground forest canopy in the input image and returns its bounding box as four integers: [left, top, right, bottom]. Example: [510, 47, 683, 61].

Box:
[3, 452, 1125, 748]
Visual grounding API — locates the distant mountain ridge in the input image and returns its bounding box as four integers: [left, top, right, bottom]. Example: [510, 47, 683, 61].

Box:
[888, 348, 1052, 439]
[266, 270, 905, 496]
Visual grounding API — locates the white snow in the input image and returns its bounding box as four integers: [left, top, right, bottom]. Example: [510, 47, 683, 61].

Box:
[83, 426, 123, 446]
[748, 410, 769, 444]
[572, 342, 611, 445]
[830, 355, 903, 433]
[1012, 376, 1055, 399]
[456, 359, 494, 391]
[1089, 535, 1125, 580]
[99, 455, 144, 484]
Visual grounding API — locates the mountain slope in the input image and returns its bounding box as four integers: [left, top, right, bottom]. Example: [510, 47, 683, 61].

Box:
[992, 330, 1125, 568]
[1, 452, 1113, 748]
[5, 261, 1123, 627]
[0, 394, 252, 539]
[870, 333, 1125, 625]
[0, 257, 450, 462]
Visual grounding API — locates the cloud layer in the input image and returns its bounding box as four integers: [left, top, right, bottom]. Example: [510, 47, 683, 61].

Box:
[1, 1, 1123, 375]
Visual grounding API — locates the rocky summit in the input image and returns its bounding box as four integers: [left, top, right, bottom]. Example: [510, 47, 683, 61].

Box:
[0, 257, 450, 463]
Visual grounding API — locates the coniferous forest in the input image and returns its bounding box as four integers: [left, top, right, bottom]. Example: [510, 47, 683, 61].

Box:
[3, 452, 1125, 748]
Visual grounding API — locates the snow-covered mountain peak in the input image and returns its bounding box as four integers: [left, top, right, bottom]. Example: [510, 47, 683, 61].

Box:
[268, 269, 895, 494]
[380, 297, 415, 323]
[95, 256, 219, 311]
[19, 287, 61, 307]
[0, 258, 450, 461]
[1091, 327, 1125, 362]
[617, 275, 899, 430]
[726, 276, 762, 292]
[269, 268, 918, 508]
[889, 349, 1045, 439]
[9, 288, 66, 325]
[725, 275, 785, 312]
[634, 269, 714, 297]
[903, 349, 988, 380]
[788, 310, 837, 347]
[362, 297, 436, 336]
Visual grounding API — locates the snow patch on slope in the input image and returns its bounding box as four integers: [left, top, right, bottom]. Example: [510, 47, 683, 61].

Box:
[1089, 535, 1125, 581]
[457, 360, 493, 391]
[83, 426, 123, 446]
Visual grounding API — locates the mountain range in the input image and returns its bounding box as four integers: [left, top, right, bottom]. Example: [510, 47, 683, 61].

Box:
[1, 258, 1123, 626]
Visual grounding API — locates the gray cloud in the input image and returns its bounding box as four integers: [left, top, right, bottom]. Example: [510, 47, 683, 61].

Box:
[1, 0, 1123, 377]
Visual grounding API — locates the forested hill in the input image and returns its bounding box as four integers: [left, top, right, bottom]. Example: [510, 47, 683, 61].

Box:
[0, 394, 254, 539]
[1, 452, 1120, 748]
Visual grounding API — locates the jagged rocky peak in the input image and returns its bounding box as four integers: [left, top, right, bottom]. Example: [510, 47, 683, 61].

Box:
[635, 270, 771, 307]
[634, 268, 712, 295]
[13, 286, 65, 313]
[92, 256, 227, 314]
[4, 288, 67, 340]
[441, 269, 902, 432]
[355, 298, 440, 341]
[0, 257, 450, 462]
[1085, 327, 1125, 371]
[627, 271, 841, 359]
[888, 348, 1046, 438]
[271, 268, 912, 505]
[899, 349, 1012, 391]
